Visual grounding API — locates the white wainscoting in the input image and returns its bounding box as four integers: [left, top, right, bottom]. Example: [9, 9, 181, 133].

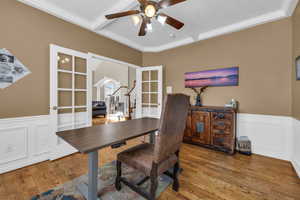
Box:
[0, 113, 298, 176]
[237, 113, 293, 161]
[292, 118, 300, 178]
[0, 115, 52, 174]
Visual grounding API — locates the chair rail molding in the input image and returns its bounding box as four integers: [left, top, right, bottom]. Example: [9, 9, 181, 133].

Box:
[0, 113, 298, 177]
[0, 115, 52, 174]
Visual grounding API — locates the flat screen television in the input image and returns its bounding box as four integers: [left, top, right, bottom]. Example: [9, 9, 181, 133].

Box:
[184, 66, 239, 88]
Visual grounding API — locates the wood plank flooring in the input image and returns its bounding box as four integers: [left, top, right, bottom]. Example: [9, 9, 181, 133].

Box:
[0, 120, 299, 199]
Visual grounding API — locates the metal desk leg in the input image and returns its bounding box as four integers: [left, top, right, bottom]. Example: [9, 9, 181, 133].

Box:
[150, 131, 156, 144]
[77, 151, 100, 200]
[88, 151, 99, 200]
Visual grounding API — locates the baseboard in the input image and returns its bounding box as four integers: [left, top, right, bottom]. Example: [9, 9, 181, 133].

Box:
[292, 118, 300, 178]
[0, 154, 49, 174]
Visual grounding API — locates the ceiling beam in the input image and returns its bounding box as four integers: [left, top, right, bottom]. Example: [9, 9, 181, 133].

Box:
[92, 0, 139, 31]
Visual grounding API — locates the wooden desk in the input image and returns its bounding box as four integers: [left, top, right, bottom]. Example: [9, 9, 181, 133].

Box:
[57, 118, 159, 200]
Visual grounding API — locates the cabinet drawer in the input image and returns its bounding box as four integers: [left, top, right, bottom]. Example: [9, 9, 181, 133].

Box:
[211, 129, 231, 136]
[212, 112, 233, 121]
[211, 135, 233, 150]
[211, 120, 232, 131]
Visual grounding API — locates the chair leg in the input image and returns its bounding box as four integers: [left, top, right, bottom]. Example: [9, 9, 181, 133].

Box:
[115, 160, 122, 191]
[150, 174, 158, 200]
[173, 150, 180, 192]
[149, 163, 158, 200]
[172, 161, 180, 192]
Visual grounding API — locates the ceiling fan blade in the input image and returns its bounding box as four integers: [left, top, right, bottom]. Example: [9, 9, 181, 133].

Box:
[137, 0, 148, 5]
[105, 10, 140, 19]
[139, 17, 147, 36]
[159, 13, 184, 29]
[158, 0, 186, 8]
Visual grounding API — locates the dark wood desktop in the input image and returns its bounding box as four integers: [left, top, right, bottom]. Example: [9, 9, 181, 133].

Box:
[57, 118, 159, 200]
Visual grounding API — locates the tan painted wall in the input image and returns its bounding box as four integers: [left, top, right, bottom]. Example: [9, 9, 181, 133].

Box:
[143, 19, 293, 116]
[1, 0, 295, 118]
[0, 0, 142, 118]
[292, 5, 300, 120]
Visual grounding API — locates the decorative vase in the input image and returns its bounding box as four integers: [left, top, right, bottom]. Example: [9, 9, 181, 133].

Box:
[195, 94, 202, 106]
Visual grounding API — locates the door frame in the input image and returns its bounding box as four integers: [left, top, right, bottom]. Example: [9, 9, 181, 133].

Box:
[136, 65, 163, 119]
[49, 44, 91, 160]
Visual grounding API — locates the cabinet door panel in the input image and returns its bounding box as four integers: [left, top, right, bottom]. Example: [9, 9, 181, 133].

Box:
[183, 112, 192, 142]
[191, 111, 210, 145]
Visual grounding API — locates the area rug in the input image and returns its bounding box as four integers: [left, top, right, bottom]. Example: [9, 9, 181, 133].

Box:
[31, 160, 172, 200]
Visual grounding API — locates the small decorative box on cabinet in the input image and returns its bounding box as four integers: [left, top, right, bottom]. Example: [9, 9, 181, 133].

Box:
[183, 106, 237, 154]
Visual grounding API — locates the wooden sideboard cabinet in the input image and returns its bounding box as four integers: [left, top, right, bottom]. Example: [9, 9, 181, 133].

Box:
[183, 106, 237, 154]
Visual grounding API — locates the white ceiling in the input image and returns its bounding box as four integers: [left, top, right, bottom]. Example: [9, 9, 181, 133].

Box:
[18, 0, 298, 52]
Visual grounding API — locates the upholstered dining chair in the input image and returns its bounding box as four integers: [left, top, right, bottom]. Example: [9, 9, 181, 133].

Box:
[115, 94, 190, 200]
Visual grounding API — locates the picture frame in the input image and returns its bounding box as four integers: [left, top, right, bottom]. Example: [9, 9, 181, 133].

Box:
[0, 48, 31, 89]
[296, 56, 300, 80]
[184, 66, 239, 87]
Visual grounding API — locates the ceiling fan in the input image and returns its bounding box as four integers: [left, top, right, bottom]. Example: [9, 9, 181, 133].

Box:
[105, 0, 186, 36]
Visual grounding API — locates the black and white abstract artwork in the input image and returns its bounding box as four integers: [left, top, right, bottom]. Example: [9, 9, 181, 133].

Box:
[0, 48, 31, 89]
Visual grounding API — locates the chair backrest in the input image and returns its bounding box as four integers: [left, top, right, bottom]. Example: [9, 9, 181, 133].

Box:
[154, 94, 190, 164]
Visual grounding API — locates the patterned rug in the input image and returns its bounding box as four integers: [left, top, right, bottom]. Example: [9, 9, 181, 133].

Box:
[31, 160, 172, 200]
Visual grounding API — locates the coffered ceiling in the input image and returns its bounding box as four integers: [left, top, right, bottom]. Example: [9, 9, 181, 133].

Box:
[18, 0, 298, 52]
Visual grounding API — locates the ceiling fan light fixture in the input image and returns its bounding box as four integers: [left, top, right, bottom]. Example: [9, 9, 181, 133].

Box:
[157, 15, 167, 25]
[144, 4, 156, 18]
[132, 15, 141, 26]
[105, 0, 186, 36]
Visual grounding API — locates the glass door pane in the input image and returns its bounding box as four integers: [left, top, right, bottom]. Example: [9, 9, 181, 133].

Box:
[74, 56, 88, 128]
[140, 68, 161, 118]
[58, 53, 72, 71]
[56, 54, 88, 131]
[57, 53, 74, 131]
[75, 57, 87, 74]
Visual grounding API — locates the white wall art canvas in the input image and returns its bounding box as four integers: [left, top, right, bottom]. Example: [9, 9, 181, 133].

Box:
[0, 49, 31, 89]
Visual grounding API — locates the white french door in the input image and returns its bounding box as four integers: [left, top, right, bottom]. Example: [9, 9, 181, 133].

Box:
[49, 44, 92, 160]
[136, 66, 163, 119]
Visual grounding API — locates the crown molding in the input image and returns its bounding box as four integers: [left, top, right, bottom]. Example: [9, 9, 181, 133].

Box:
[17, 0, 143, 51]
[17, 0, 298, 53]
[197, 10, 287, 41]
[140, 10, 288, 52]
[282, 0, 299, 16]
[17, 0, 92, 29]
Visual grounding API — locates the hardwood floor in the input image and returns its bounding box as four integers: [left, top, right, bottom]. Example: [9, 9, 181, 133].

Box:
[0, 121, 299, 200]
[92, 116, 110, 125]
[0, 141, 299, 200]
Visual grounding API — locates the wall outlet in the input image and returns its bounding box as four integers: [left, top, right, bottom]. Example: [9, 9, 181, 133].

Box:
[166, 86, 173, 94]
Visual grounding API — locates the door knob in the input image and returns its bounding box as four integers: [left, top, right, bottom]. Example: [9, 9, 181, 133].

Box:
[49, 106, 58, 110]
